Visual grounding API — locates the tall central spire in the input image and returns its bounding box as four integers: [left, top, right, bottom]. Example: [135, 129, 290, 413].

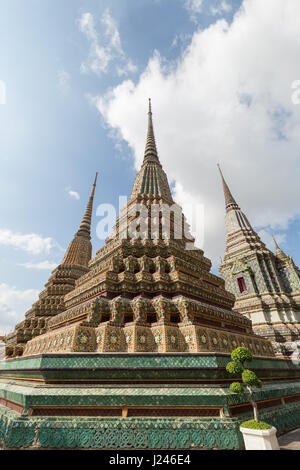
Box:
[217, 164, 239, 212]
[144, 98, 159, 162]
[130, 100, 173, 202]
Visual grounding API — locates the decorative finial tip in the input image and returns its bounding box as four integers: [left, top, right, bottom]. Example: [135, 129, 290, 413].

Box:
[93, 172, 99, 186]
[217, 163, 223, 178]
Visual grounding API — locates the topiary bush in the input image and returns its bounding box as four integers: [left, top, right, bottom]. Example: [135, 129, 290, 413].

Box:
[226, 361, 243, 376]
[230, 382, 244, 395]
[242, 369, 259, 386]
[231, 347, 253, 364]
[226, 346, 268, 425]
[241, 420, 272, 430]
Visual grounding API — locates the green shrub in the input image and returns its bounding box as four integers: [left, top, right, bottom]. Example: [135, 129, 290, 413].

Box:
[255, 378, 262, 389]
[241, 420, 272, 430]
[231, 347, 253, 364]
[242, 369, 259, 386]
[227, 346, 271, 427]
[230, 382, 244, 395]
[226, 361, 243, 375]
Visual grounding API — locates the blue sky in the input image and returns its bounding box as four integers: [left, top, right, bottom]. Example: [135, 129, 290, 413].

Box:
[0, 0, 300, 333]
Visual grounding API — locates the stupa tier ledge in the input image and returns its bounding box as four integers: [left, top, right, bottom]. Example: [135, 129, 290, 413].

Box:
[16, 294, 273, 358]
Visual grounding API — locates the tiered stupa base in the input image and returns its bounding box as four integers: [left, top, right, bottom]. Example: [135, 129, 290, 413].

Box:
[21, 319, 275, 357]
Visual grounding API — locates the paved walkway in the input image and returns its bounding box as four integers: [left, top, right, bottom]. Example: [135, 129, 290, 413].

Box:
[279, 429, 300, 450]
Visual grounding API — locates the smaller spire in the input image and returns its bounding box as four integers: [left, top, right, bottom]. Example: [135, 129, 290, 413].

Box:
[217, 164, 239, 212]
[144, 98, 159, 161]
[272, 235, 288, 261]
[76, 172, 98, 239]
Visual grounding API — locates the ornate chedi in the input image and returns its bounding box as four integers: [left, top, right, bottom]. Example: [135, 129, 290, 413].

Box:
[21, 101, 273, 359]
[5, 173, 98, 358]
[218, 165, 300, 358]
[1, 103, 300, 450]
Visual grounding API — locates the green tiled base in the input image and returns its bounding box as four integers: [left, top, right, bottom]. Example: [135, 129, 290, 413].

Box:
[0, 405, 243, 450]
[0, 353, 299, 382]
[0, 380, 300, 413]
[1, 402, 300, 450]
[0, 353, 293, 371]
[0, 353, 300, 449]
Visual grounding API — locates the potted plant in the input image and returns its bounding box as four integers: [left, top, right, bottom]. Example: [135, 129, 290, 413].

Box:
[226, 347, 280, 450]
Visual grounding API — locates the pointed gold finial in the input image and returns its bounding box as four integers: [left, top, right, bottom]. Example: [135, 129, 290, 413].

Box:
[272, 234, 279, 249]
[217, 164, 239, 212]
[144, 98, 159, 161]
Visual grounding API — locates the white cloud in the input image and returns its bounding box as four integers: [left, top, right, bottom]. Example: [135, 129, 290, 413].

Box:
[0, 283, 39, 335]
[79, 9, 137, 77]
[19, 261, 58, 271]
[183, 0, 203, 22]
[0, 229, 57, 255]
[184, 0, 203, 14]
[95, 0, 300, 267]
[172, 33, 192, 49]
[67, 188, 80, 200]
[57, 69, 71, 93]
[184, 0, 232, 20]
[211, 1, 232, 16]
